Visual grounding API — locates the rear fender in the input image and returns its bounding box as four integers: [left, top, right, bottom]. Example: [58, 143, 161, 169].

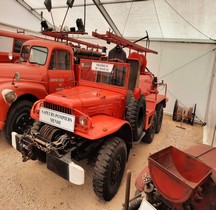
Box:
[75, 115, 133, 148]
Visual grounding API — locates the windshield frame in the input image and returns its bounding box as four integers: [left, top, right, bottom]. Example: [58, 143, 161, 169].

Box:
[20, 45, 48, 66]
[79, 59, 129, 90]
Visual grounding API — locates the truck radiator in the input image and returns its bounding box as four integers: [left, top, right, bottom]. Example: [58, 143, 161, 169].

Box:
[44, 102, 72, 115]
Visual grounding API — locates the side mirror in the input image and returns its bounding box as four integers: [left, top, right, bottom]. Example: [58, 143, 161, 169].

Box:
[44, 0, 52, 12]
[133, 87, 141, 99]
[15, 72, 21, 82]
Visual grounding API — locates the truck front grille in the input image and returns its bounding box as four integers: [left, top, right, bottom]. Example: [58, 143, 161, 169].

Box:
[44, 102, 72, 115]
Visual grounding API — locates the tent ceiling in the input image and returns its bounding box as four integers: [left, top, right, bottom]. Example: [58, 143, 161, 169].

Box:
[15, 0, 216, 41]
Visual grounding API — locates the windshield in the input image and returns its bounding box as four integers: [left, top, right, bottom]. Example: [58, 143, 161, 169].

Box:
[29, 46, 48, 65]
[20, 45, 48, 65]
[80, 61, 127, 87]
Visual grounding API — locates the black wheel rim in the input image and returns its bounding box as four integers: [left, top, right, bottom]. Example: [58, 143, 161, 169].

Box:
[109, 153, 124, 189]
[14, 112, 34, 133]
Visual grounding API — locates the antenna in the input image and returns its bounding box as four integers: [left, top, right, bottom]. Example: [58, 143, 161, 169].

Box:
[60, 0, 75, 32]
[44, 0, 56, 30]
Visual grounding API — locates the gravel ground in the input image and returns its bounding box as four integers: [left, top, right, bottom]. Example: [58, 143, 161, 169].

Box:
[0, 115, 203, 210]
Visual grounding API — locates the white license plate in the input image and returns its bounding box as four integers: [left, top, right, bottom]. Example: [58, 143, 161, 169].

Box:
[39, 107, 75, 132]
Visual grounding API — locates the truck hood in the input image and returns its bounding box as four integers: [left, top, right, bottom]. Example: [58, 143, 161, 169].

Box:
[0, 63, 44, 81]
[44, 86, 125, 116]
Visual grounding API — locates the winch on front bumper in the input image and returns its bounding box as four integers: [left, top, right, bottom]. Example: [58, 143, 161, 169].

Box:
[12, 131, 85, 185]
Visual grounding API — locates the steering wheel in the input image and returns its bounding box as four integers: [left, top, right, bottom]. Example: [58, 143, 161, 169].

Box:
[109, 58, 125, 63]
[108, 78, 120, 85]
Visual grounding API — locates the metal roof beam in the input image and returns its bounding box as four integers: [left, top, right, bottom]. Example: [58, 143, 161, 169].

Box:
[92, 0, 121, 36]
[16, 0, 53, 28]
[33, 1, 148, 10]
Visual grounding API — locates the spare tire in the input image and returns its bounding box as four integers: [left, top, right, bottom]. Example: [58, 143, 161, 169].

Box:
[126, 95, 146, 142]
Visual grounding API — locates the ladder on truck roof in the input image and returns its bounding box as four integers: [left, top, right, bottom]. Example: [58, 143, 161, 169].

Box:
[92, 31, 158, 54]
[41, 31, 105, 52]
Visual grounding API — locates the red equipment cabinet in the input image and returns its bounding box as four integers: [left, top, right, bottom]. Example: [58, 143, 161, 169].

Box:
[12, 31, 167, 201]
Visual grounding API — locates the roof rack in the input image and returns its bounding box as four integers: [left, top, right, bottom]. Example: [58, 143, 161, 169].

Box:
[92, 31, 158, 54]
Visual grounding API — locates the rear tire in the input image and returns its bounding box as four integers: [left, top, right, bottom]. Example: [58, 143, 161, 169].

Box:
[142, 112, 157, 144]
[3, 100, 34, 145]
[126, 95, 146, 142]
[93, 136, 127, 201]
[155, 103, 163, 133]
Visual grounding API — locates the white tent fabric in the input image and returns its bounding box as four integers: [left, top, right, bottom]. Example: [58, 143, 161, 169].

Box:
[1, 0, 216, 145]
[1, 0, 216, 41]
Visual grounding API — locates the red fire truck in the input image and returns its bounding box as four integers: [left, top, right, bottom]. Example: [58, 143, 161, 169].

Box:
[12, 31, 167, 201]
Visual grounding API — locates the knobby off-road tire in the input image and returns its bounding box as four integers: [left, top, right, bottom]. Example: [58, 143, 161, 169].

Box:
[155, 103, 164, 133]
[126, 95, 146, 142]
[93, 136, 127, 201]
[3, 100, 34, 145]
[142, 111, 157, 144]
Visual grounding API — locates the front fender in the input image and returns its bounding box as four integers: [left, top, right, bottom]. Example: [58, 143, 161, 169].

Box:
[0, 82, 47, 129]
[12, 81, 47, 99]
[75, 115, 133, 144]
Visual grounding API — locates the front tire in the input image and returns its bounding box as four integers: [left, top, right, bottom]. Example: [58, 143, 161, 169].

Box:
[3, 100, 34, 145]
[93, 136, 127, 201]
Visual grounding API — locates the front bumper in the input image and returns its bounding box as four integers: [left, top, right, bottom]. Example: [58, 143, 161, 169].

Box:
[12, 132, 85, 185]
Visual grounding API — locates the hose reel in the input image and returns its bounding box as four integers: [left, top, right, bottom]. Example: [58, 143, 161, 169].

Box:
[172, 100, 196, 125]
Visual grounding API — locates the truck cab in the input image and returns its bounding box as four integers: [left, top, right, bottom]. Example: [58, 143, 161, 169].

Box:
[0, 39, 76, 142]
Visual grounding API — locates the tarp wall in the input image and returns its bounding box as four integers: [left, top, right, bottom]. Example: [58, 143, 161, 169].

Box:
[203, 54, 216, 146]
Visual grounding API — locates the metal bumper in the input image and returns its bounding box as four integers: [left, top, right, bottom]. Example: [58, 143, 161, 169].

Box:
[138, 199, 156, 210]
[12, 132, 85, 185]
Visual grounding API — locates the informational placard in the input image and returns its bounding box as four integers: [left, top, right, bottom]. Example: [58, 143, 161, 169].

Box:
[92, 62, 114, 73]
[39, 107, 75, 132]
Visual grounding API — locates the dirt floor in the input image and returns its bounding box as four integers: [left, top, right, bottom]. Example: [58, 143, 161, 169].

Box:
[0, 115, 203, 210]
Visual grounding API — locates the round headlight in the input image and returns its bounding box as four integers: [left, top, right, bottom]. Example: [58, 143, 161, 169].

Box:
[79, 116, 87, 127]
[2, 89, 17, 105]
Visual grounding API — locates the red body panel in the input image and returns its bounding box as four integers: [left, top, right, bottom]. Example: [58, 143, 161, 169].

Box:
[0, 39, 75, 130]
[0, 30, 39, 63]
[75, 115, 131, 140]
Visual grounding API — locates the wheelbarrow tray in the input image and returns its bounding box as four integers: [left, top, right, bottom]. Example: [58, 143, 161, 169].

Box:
[148, 146, 213, 204]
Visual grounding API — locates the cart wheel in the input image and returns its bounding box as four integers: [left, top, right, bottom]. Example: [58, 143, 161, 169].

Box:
[93, 136, 127, 201]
